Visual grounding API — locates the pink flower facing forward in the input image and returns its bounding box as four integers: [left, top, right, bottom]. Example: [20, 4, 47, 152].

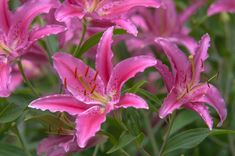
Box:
[55, 0, 161, 36]
[0, 0, 66, 97]
[208, 0, 235, 16]
[29, 27, 157, 148]
[129, 0, 205, 53]
[155, 34, 227, 130]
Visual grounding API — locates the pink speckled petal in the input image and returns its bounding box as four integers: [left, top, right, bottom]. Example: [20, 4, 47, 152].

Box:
[29, 25, 67, 44]
[107, 55, 157, 102]
[195, 84, 227, 127]
[185, 102, 213, 130]
[29, 94, 91, 116]
[116, 93, 148, 109]
[55, 2, 85, 22]
[194, 34, 210, 83]
[96, 26, 114, 85]
[155, 38, 190, 88]
[53, 52, 105, 104]
[75, 106, 106, 148]
[0, 0, 11, 32]
[155, 59, 174, 92]
[112, 19, 138, 36]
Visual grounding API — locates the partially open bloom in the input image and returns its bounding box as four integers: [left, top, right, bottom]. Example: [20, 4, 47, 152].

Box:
[155, 34, 227, 130]
[0, 0, 66, 97]
[208, 0, 235, 16]
[127, 0, 205, 53]
[29, 27, 156, 148]
[55, 0, 161, 36]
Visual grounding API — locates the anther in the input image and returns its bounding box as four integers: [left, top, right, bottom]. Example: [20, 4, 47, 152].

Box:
[74, 67, 78, 78]
[200, 59, 204, 68]
[84, 90, 87, 96]
[85, 66, 89, 77]
[64, 78, 67, 89]
[207, 82, 211, 88]
[93, 71, 99, 81]
[90, 83, 97, 94]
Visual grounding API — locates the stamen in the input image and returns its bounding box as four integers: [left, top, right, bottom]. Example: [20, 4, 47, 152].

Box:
[207, 82, 210, 88]
[186, 84, 189, 93]
[200, 59, 204, 68]
[90, 84, 97, 94]
[93, 71, 99, 81]
[64, 78, 67, 89]
[74, 67, 78, 78]
[84, 90, 87, 96]
[85, 66, 89, 77]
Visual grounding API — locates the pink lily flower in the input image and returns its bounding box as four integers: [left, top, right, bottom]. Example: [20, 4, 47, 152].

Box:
[37, 134, 107, 156]
[155, 34, 227, 130]
[128, 0, 206, 53]
[29, 27, 157, 148]
[55, 0, 161, 36]
[208, 0, 235, 16]
[0, 0, 66, 97]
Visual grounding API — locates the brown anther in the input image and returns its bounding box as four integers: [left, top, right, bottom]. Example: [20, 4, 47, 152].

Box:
[90, 83, 97, 94]
[207, 82, 211, 88]
[85, 66, 90, 77]
[186, 85, 189, 93]
[84, 90, 87, 96]
[64, 78, 67, 89]
[93, 71, 99, 81]
[200, 59, 204, 68]
[74, 67, 78, 78]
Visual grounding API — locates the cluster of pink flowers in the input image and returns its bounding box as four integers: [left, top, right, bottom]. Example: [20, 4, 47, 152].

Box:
[0, 0, 232, 155]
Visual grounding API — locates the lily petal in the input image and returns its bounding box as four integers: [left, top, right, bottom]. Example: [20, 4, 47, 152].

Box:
[0, 59, 11, 97]
[13, 0, 59, 32]
[112, 19, 138, 36]
[194, 34, 210, 83]
[159, 84, 209, 118]
[0, 0, 11, 32]
[185, 102, 213, 130]
[155, 59, 174, 92]
[155, 38, 190, 88]
[195, 84, 227, 127]
[208, 0, 235, 16]
[29, 25, 67, 44]
[99, 0, 161, 18]
[96, 26, 114, 85]
[55, 2, 85, 22]
[53, 53, 105, 104]
[107, 55, 157, 102]
[29, 94, 91, 116]
[75, 106, 106, 148]
[116, 93, 148, 109]
[179, 0, 206, 27]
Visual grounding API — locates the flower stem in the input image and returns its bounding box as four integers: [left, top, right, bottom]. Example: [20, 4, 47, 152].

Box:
[92, 145, 99, 156]
[143, 112, 159, 155]
[158, 112, 176, 156]
[17, 60, 39, 97]
[14, 124, 32, 156]
[73, 19, 87, 57]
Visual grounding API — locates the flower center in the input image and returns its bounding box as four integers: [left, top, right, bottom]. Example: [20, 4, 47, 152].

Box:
[0, 42, 11, 55]
[86, 0, 99, 13]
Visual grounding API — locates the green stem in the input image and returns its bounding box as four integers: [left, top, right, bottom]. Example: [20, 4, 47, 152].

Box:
[14, 124, 32, 156]
[17, 60, 39, 96]
[158, 113, 176, 156]
[73, 19, 87, 57]
[120, 149, 131, 156]
[143, 113, 159, 155]
[92, 145, 99, 156]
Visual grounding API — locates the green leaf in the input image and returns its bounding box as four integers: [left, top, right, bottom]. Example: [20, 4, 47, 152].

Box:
[107, 132, 144, 154]
[124, 80, 147, 93]
[164, 128, 235, 155]
[170, 110, 199, 136]
[0, 91, 33, 123]
[77, 29, 126, 58]
[0, 143, 26, 156]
